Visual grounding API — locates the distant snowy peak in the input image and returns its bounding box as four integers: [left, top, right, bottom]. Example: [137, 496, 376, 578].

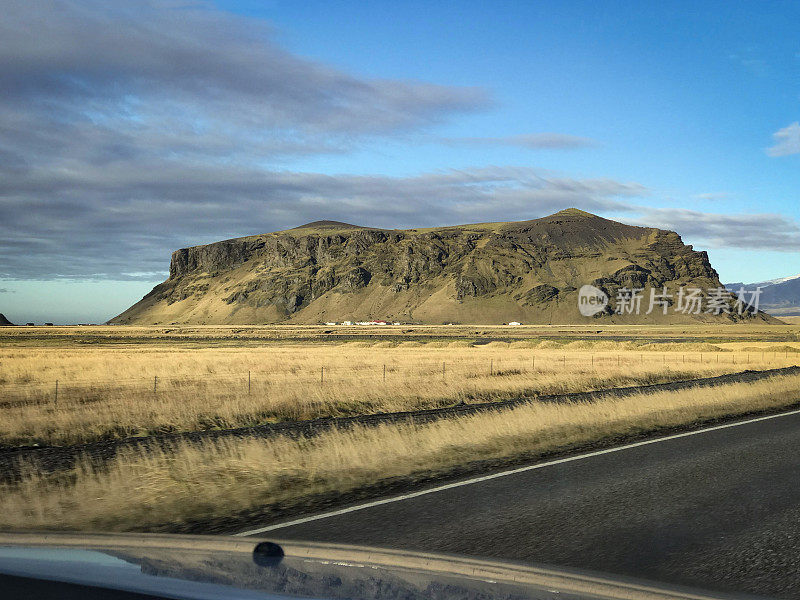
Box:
[726, 273, 800, 290]
[760, 273, 800, 287]
[725, 273, 800, 316]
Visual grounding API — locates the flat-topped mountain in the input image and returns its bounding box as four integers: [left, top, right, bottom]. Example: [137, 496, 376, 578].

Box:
[112, 209, 773, 325]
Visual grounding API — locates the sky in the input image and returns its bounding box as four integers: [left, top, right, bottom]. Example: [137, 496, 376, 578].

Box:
[2, 0, 800, 323]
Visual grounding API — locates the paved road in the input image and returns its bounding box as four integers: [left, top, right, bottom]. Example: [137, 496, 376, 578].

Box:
[250, 410, 800, 599]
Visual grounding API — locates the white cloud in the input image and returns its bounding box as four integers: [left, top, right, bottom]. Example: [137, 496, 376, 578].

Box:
[443, 133, 598, 149]
[692, 192, 730, 201]
[0, 0, 490, 167]
[630, 208, 800, 253]
[767, 122, 800, 156]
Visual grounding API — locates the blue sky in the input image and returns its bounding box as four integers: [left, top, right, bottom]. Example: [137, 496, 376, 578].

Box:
[2, 0, 800, 323]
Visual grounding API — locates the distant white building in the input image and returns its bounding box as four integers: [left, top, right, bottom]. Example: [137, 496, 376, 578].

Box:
[342, 320, 353, 326]
[325, 322, 338, 326]
[508, 321, 522, 326]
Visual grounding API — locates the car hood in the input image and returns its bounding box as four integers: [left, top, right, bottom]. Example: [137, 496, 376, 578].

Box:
[0, 532, 760, 600]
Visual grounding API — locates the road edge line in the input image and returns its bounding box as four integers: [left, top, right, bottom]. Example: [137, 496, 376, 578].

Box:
[236, 405, 800, 536]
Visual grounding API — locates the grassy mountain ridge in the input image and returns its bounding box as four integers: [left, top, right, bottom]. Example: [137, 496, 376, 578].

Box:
[112, 209, 773, 325]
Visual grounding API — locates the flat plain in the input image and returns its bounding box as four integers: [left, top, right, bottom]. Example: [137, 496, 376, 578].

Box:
[2, 323, 800, 532]
[2, 324, 799, 446]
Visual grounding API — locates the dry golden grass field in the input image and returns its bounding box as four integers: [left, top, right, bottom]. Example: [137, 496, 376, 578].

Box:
[1, 324, 799, 446]
[4, 371, 800, 532]
[2, 324, 800, 532]
[2, 322, 800, 345]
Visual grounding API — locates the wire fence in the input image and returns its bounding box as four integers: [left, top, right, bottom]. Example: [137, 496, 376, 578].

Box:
[1, 350, 798, 409]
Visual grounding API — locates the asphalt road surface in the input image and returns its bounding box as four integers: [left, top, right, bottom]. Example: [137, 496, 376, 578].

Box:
[244, 409, 800, 598]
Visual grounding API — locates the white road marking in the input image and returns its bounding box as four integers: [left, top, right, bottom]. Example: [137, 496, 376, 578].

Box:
[235, 406, 800, 536]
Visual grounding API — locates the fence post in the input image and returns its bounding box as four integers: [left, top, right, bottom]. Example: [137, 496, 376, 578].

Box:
[153, 375, 158, 395]
[321, 366, 324, 384]
[442, 361, 446, 381]
[383, 363, 386, 382]
[490, 359, 493, 376]
[248, 371, 251, 395]
[54, 379, 58, 404]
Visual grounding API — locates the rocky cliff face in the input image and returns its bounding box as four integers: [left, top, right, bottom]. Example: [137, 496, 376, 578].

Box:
[111, 210, 768, 325]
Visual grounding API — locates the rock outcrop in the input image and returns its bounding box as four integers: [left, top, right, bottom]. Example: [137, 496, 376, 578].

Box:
[111, 209, 774, 324]
[0, 313, 14, 326]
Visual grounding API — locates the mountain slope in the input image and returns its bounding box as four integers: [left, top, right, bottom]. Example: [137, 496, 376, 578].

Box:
[727, 275, 800, 316]
[112, 209, 773, 325]
[0, 313, 14, 326]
